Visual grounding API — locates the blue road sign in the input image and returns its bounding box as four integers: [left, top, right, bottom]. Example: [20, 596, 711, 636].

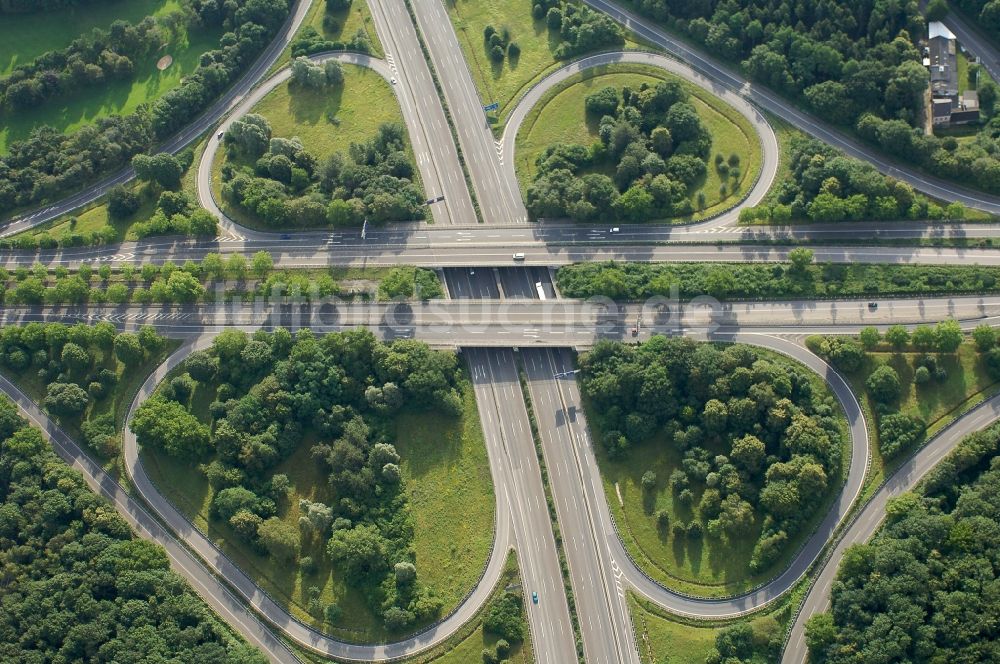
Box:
[483, 102, 499, 112]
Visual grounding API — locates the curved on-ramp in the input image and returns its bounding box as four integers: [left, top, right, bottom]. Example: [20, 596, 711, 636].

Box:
[781, 386, 1000, 662]
[564, 333, 870, 620]
[582, 0, 1000, 216]
[0, 370, 300, 664]
[500, 51, 780, 230]
[116, 333, 513, 661]
[196, 52, 403, 241]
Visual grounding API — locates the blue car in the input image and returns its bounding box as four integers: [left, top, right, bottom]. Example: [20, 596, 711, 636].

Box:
[532, 591, 538, 604]
[280, 234, 291, 240]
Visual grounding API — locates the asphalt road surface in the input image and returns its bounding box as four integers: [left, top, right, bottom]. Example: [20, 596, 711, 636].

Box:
[14, 236, 1000, 271]
[467, 347, 578, 664]
[4, 295, 1000, 338]
[408, 0, 526, 224]
[523, 348, 640, 664]
[782, 390, 1000, 663]
[500, 50, 780, 231]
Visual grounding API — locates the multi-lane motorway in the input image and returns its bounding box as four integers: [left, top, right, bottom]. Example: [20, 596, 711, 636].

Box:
[5, 1, 1000, 663]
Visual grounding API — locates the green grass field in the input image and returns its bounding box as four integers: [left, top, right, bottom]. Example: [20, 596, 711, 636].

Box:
[254, 67, 402, 159]
[141, 375, 494, 643]
[212, 63, 411, 229]
[285, 551, 533, 664]
[589, 349, 849, 597]
[516, 64, 762, 223]
[446, 0, 642, 128]
[271, 0, 383, 74]
[630, 591, 789, 664]
[0, 4, 221, 154]
[0, 0, 181, 76]
[845, 343, 999, 495]
[630, 595, 718, 664]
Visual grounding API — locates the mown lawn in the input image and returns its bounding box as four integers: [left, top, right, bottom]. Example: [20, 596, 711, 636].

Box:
[845, 342, 999, 494]
[630, 595, 718, 664]
[253, 67, 402, 160]
[589, 349, 849, 597]
[0, 5, 221, 153]
[271, 0, 383, 74]
[446, 0, 642, 129]
[515, 65, 760, 222]
[630, 591, 789, 664]
[0, 0, 179, 76]
[140, 375, 494, 643]
[212, 63, 413, 229]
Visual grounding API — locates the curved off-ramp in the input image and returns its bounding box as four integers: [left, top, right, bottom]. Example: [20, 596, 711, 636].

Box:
[197, 52, 423, 242]
[119, 333, 513, 661]
[560, 333, 870, 619]
[500, 50, 780, 230]
[781, 389, 1000, 663]
[0, 366, 300, 664]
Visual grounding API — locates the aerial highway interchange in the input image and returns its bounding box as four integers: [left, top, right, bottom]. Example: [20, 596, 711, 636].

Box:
[3, 1, 1000, 663]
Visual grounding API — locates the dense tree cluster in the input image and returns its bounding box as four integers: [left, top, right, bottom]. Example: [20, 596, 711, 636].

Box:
[222, 116, 425, 227]
[580, 338, 844, 572]
[627, 0, 926, 122]
[482, 24, 519, 64]
[806, 423, 1000, 663]
[289, 57, 344, 89]
[131, 190, 218, 239]
[741, 137, 965, 223]
[0, 16, 169, 111]
[483, 591, 526, 643]
[0, 0, 292, 214]
[704, 613, 783, 664]
[378, 267, 444, 301]
[0, 322, 164, 455]
[532, 1, 624, 59]
[623, 0, 1000, 194]
[133, 329, 465, 630]
[810, 320, 972, 460]
[527, 80, 717, 222]
[0, 395, 265, 662]
[289, 26, 373, 58]
[555, 258, 1000, 301]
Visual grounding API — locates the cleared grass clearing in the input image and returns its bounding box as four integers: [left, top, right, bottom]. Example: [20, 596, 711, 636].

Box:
[516, 64, 761, 222]
[0, 12, 220, 154]
[0, 0, 180, 76]
[446, 0, 642, 129]
[845, 343, 999, 497]
[630, 594, 717, 664]
[141, 375, 494, 642]
[253, 68, 402, 159]
[588, 348, 849, 598]
[212, 63, 414, 230]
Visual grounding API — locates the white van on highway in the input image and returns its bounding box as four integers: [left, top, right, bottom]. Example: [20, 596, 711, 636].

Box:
[512, 252, 525, 261]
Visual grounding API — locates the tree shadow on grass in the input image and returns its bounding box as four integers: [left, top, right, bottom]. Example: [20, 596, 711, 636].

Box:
[671, 532, 687, 567]
[288, 83, 346, 129]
